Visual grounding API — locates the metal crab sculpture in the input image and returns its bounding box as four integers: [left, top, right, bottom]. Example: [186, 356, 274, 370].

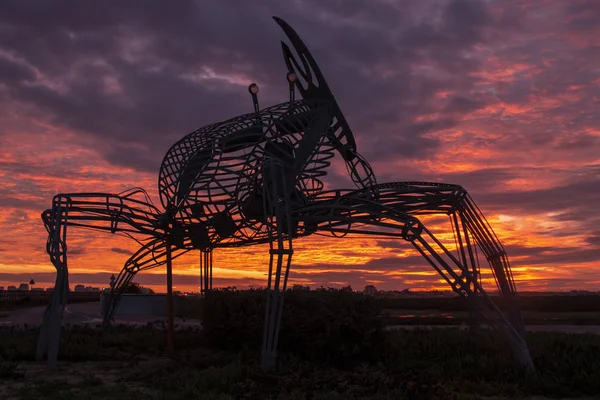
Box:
[37, 16, 533, 370]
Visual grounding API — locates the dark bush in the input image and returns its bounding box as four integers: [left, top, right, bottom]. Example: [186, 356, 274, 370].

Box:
[0, 357, 20, 379]
[201, 288, 388, 366]
[201, 288, 265, 351]
[122, 282, 154, 294]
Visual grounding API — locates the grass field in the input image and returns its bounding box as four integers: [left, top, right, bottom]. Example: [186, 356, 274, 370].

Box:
[382, 309, 600, 326]
[2, 291, 600, 399]
[176, 293, 600, 326]
[1, 325, 599, 400]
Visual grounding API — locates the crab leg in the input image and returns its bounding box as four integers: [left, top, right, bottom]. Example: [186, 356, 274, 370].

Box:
[102, 237, 192, 326]
[199, 249, 213, 297]
[260, 157, 294, 372]
[295, 182, 533, 369]
[36, 191, 163, 365]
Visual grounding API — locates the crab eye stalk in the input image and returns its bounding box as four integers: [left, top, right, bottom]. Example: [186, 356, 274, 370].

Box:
[286, 72, 297, 83]
[248, 83, 259, 94]
[248, 83, 260, 113]
[286, 73, 297, 103]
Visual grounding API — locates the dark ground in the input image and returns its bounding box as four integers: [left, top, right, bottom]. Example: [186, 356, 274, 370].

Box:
[1, 325, 599, 399]
[1, 293, 599, 399]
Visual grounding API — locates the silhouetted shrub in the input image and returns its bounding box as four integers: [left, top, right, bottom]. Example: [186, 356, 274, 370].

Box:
[122, 282, 154, 294]
[2, 325, 600, 398]
[201, 288, 388, 366]
[0, 357, 20, 379]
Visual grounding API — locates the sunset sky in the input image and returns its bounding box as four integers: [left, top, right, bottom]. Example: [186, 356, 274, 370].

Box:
[1, 0, 599, 293]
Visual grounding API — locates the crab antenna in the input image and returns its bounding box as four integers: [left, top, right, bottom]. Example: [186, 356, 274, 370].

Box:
[248, 83, 260, 114]
[286, 72, 297, 103]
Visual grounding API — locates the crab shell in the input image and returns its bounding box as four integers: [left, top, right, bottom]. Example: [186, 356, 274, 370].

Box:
[157, 99, 336, 248]
[154, 16, 369, 249]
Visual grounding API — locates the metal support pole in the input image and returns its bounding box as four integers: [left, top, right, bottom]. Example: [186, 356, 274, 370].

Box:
[165, 233, 174, 354]
[261, 159, 294, 372]
[209, 250, 213, 291]
[199, 251, 204, 297]
[204, 251, 209, 293]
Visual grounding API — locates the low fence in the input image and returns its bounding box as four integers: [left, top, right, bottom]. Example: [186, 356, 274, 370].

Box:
[100, 293, 203, 318]
[100, 293, 180, 316]
[1, 290, 202, 319]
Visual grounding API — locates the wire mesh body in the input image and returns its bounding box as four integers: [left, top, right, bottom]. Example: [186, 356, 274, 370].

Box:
[157, 99, 336, 249]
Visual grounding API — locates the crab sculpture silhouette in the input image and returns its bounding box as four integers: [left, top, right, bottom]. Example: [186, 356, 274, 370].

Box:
[37, 17, 533, 371]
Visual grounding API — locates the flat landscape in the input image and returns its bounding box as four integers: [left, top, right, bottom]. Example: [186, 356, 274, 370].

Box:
[1, 290, 600, 399]
[1, 325, 599, 399]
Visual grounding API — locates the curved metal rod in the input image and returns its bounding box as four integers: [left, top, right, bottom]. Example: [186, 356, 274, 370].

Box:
[37, 192, 164, 363]
[274, 16, 377, 192]
[305, 189, 531, 367]
[103, 237, 193, 326]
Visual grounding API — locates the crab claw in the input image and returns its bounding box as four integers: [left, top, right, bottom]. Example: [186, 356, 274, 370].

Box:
[272, 16, 357, 154]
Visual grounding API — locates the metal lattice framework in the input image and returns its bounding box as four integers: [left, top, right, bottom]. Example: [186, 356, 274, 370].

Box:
[37, 16, 533, 371]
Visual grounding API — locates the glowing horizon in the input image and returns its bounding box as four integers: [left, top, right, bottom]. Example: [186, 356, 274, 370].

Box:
[1, 1, 599, 294]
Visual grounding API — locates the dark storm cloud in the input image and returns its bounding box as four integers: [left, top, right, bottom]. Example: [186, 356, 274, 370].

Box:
[477, 177, 600, 216]
[0, 0, 515, 170]
[0, 159, 151, 190]
[528, 248, 600, 266]
[365, 256, 429, 270]
[443, 96, 486, 115]
[371, 240, 600, 269]
[504, 244, 600, 266]
[0, 55, 36, 84]
[294, 257, 434, 272]
[376, 241, 408, 250]
[584, 233, 600, 247]
[566, 0, 600, 18]
[555, 132, 600, 151]
[505, 245, 556, 258]
[104, 143, 161, 173]
[437, 168, 514, 193]
[0, 197, 46, 211]
[67, 248, 86, 255]
[110, 247, 131, 255]
[371, 241, 600, 269]
[479, 3, 600, 160]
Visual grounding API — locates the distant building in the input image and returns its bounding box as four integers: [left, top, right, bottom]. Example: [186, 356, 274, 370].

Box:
[45, 287, 54, 292]
[0, 286, 4, 291]
[31, 288, 44, 292]
[363, 285, 377, 296]
[74, 284, 86, 293]
[18, 283, 30, 291]
[7, 286, 17, 291]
